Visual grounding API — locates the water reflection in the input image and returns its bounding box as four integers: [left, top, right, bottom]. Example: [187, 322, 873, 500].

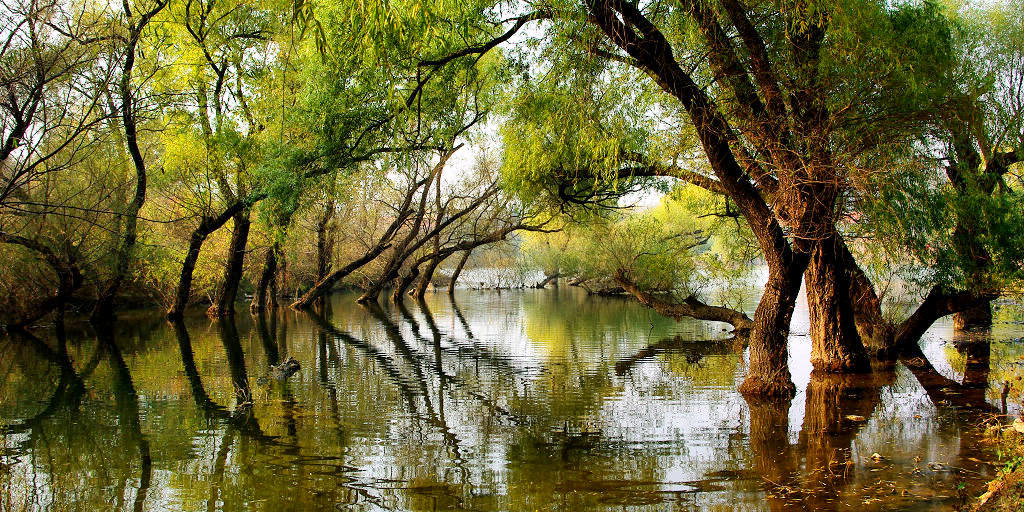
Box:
[0, 289, 1017, 511]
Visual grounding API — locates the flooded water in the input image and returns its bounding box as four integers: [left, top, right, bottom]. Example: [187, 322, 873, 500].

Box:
[1, 288, 1021, 511]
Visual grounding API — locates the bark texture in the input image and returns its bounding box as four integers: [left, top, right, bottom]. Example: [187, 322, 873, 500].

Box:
[806, 236, 869, 372]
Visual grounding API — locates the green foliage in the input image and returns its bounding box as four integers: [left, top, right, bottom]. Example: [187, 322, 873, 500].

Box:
[524, 185, 758, 305]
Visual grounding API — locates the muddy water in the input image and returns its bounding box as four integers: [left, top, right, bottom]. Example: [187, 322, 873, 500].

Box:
[0, 288, 1021, 511]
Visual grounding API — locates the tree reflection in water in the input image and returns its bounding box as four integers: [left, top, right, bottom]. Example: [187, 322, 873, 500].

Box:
[0, 289, 1014, 511]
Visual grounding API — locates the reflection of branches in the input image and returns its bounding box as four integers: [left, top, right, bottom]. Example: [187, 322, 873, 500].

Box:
[613, 335, 743, 376]
[1, 330, 86, 435]
[171, 320, 273, 440]
[390, 301, 522, 424]
[901, 342, 997, 413]
[304, 309, 420, 414]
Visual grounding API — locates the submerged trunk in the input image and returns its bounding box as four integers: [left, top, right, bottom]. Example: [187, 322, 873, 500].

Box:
[358, 270, 392, 304]
[208, 209, 251, 317]
[392, 265, 420, 302]
[448, 249, 471, 295]
[413, 255, 445, 300]
[614, 270, 753, 332]
[167, 202, 245, 320]
[250, 243, 278, 313]
[291, 242, 392, 309]
[894, 286, 996, 349]
[738, 256, 808, 399]
[536, 272, 560, 289]
[806, 236, 869, 372]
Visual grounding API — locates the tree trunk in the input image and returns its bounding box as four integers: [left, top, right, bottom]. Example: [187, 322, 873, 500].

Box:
[167, 230, 207, 319]
[166, 202, 246, 320]
[291, 242, 392, 309]
[953, 302, 993, 331]
[392, 264, 420, 302]
[536, 272, 560, 289]
[448, 249, 471, 295]
[250, 243, 278, 313]
[893, 286, 997, 349]
[358, 272, 390, 304]
[614, 269, 753, 332]
[208, 209, 251, 317]
[840, 241, 897, 357]
[413, 255, 445, 300]
[90, 2, 168, 324]
[738, 256, 808, 399]
[315, 200, 335, 282]
[272, 251, 284, 307]
[806, 236, 869, 372]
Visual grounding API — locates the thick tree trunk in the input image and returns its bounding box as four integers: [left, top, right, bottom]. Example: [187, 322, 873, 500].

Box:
[953, 302, 993, 331]
[447, 249, 471, 295]
[806, 236, 869, 372]
[250, 243, 278, 313]
[291, 242, 392, 309]
[208, 209, 251, 317]
[840, 242, 897, 357]
[738, 257, 808, 399]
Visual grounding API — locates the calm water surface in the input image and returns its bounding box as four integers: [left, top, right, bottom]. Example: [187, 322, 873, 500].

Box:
[1, 288, 1022, 511]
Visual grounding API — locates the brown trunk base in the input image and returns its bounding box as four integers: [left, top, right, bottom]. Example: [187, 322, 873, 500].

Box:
[809, 351, 870, 374]
[739, 373, 796, 400]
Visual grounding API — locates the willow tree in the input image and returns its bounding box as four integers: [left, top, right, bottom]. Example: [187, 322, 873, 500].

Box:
[91, 0, 168, 323]
[848, 0, 1024, 349]
[0, 0, 119, 327]
[400, 0, 1024, 396]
